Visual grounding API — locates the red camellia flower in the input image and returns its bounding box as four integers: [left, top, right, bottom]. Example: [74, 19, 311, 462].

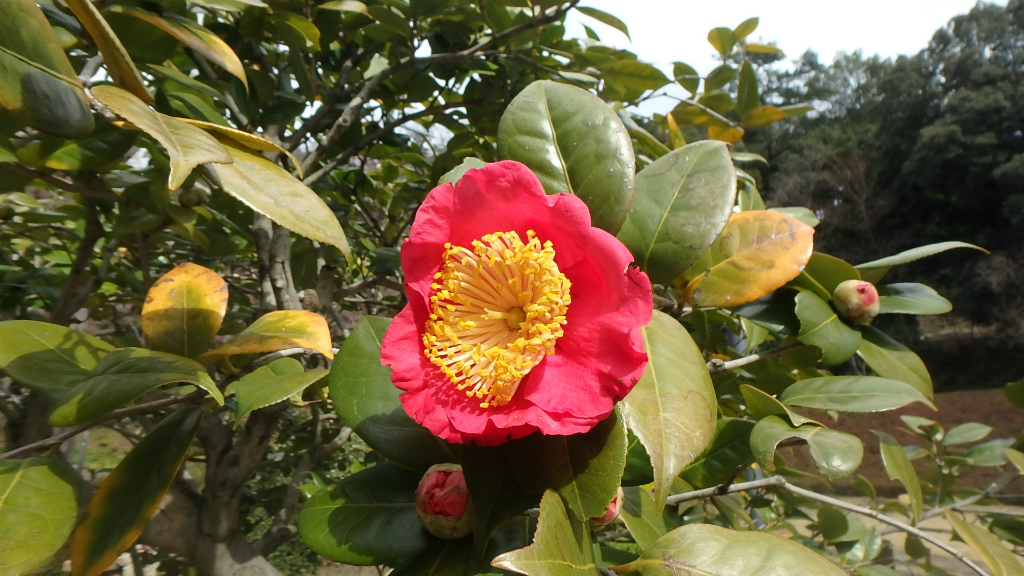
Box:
[381, 161, 653, 445]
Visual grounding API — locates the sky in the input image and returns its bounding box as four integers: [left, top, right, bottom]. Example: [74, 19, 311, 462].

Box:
[564, 0, 1006, 112]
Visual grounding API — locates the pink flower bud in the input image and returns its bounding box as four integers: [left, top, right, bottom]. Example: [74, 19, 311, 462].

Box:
[415, 463, 474, 539]
[588, 487, 624, 529]
[832, 280, 880, 324]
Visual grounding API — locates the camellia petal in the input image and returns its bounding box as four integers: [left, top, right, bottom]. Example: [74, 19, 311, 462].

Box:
[381, 161, 653, 445]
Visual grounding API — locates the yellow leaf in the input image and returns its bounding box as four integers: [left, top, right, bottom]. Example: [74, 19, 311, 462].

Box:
[113, 6, 248, 89]
[664, 112, 686, 149]
[177, 118, 302, 177]
[141, 263, 228, 358]
[678, 210, 814, 308]
[707, 123, 744, 143]
[199, 310, 334, 363]
[91, 85, 231, 189]
[65, 0, 152, 103]
[742, 105, 788, 128]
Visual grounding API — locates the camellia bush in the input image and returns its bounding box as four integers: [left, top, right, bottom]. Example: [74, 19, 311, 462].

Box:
[1, 1, 1022, 576]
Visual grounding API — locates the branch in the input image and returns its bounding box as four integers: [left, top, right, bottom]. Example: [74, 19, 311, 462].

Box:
[0, 392, 203, 460]
[663, 476, 992, 576]
[706, 343, 803, 374]
[920, 470, 1019, 521]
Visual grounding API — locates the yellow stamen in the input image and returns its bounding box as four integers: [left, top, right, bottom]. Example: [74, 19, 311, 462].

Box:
[423, 230, 571, 408]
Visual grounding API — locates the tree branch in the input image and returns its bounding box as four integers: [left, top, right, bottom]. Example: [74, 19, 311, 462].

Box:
[706, 342, 803, 374]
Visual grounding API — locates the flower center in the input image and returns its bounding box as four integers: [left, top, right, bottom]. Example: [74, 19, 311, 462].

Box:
[422, 230, 571, 408]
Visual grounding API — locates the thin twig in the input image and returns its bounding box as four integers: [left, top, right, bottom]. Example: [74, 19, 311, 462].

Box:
[0, 392, 203, 460]
[249, 347, 340, 370]
[919, 470, 1019, 522]
[706, 342, 803, 374]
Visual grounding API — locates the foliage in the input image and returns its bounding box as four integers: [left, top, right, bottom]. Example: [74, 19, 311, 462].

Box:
[0, 3, 1022, 576]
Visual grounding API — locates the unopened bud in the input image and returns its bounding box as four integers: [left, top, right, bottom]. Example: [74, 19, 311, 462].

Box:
[415, 463, 474, 539]
[588, 487, 624, 529]
[832, 280, 880, 324]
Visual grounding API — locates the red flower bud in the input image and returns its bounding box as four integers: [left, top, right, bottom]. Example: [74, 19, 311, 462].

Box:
[588, 487, 624, 529]
[415, 463, 474, 539]
[832, 280, 880, 324]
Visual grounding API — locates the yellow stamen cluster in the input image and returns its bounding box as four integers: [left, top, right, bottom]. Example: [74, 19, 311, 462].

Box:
[423, 230, 571, 408]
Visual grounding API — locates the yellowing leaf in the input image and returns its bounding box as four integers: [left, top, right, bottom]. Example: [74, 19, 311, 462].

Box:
[206, 135, 350, 257]
[177, 118, 302, 177]
[113, 6, 248, 89]
[945, 511, 1024, 576]
[679, 210, 814, 307]
[491, 490, 596, 576]
[141, 263, 228, 358]
[199, 310, 334, 363]
[90, 85, 231, 189]
[742, 105, 788, 128]
[65, 0, 152, 103]
[707, 123, 744, 143]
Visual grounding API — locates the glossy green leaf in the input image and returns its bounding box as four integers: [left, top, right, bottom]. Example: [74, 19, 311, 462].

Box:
[227, 358, 327, 427]
[141, 262, 228, 359]
[874, 431, 923, 520]
[678, 210, 815, 308]
[461, 443, 544, 554]
[201, 310, 335, 362]
[617, 108, 670, 159]
[794, 291, 861, 366]
[299, 462, 431, 566]
[622, 430, 654, 486]
[0, 457, 79, 576]
[624, 523, 846, 576]
[206, 135, 351, 257]
[65, 0, 151, 103]
[789, 252, 861, 300]
[498, 80, 635, 233]
[0, 320, 113, 399]
[491, 490, 597, 576]
[620, 311, 716, 512]
[114, 6, 247, 88]
[511, 411, 626, 520]
[736, 61, 758, 117]
[679, 418, 754, 488]
[856, 326, 933, 397]
[576, 7, 630, 40]
[15, 121, 136, 172]
[620, 486, 679, 549]
[617, 140, 736, 284]
[329, 316, 451, 471]
[91, 85, 231, 190]
[703, 64, 736, 93]
[780, 376, 935, 413]
[943, 422, 992, 446]
[706, 27, 736, 55]
[49, 347, 219, 426]
[438, 157, 487, 186]
[71, 407, 202, 576]
[740, 384, 818, 427]
[750, 416, 863, 482]
[598, 60, 671, 102]
[0, 0, 94, 138]
[877, 283, 952, 315]
[856, 241, 988, 283]
[945, 512, 1024, 576]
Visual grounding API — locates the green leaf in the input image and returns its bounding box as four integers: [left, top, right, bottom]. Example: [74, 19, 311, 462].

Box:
[620, 486, 679, 549]
[576, 7, 630, 40]
[672, 62, 699, 94]
[16, 121, 137, 172]
[874, 431, 923, 520]
[0, 457, 79, 576]
[794, 291, 861, 366]
[329, 316, 451, 471]
[620, 311, 716, 512]
[0, 0, 94, 138]
[625, 523, 846, 576]
[498, 80, 635, 234]
[703, 64, 736, 93]
[49, 348, 219, 427]
[943, 422, 992, 446]
[491, 490, 597, 576]
[856, 241, 988, 283]
[200, 310, 335, 362]
[298, 462, 432, 566]
[391, 516, 535, 576]
[780, 376, 935, 413]
[90, 85, 231, 190]
[460, 444, 544, 554]
[706, 27, 737, 56]
[438, 157, 487, 186]
[206, 135, 350, 256]
[733, 17, 759, 42]
[1005, 379, 1024, 411]
[856, 326, 933, 397]
[740, 384, 818, 427]
[227, 358, 327, 427]
[71, 407, 202, 576]
[141, 262, 228, 359]
[679, 418, 754, 488]
[616, 140, 736, 284]
[770, 207, 819, 228]
[945, 512, 1024, 576]
[789, 252, 861, 300]
[678, 211, 815, 308]
[877, 283, 952, 315]
[742, 43, 784, 54]
[0, 320, 113, 399]
[510, 411, 626, 520]
[597, 60, 671, 102]
[750, 416, 863, 481]
[736, 61, 759, 118]
[65, 0, 151, 103]
[318, 1, 370, 14]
